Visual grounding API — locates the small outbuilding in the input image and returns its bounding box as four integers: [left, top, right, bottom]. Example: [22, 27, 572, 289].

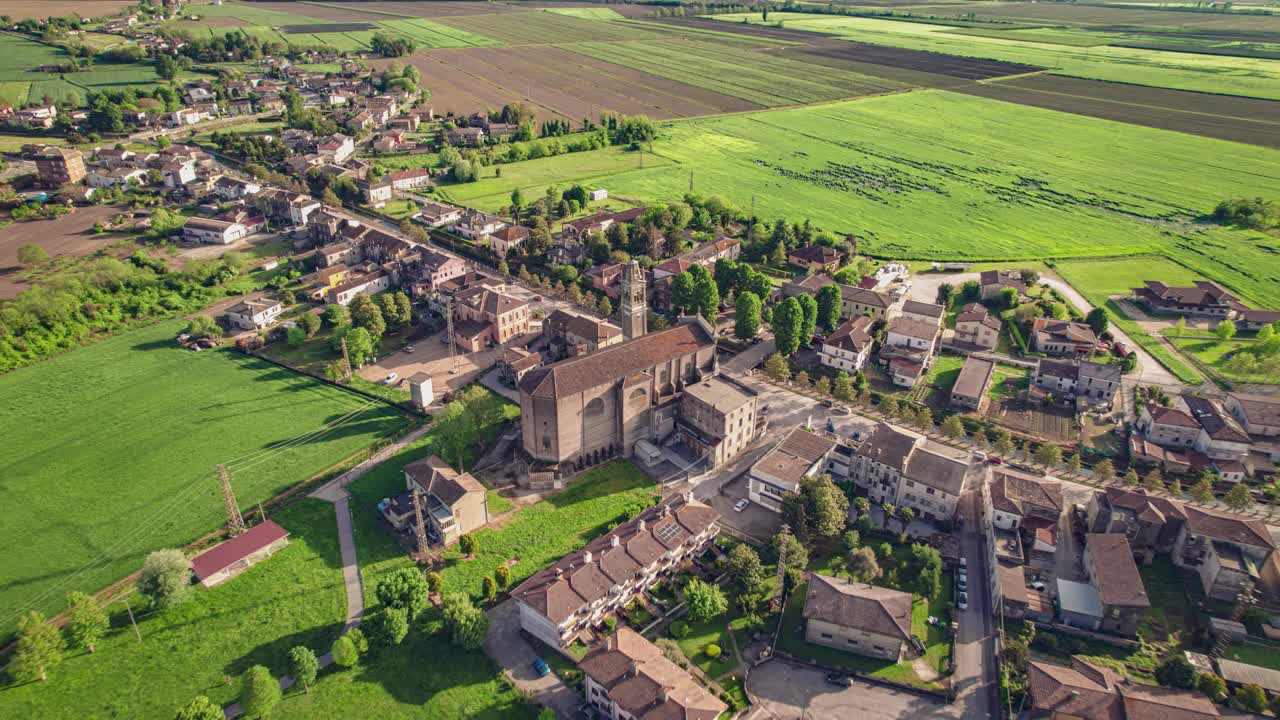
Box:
[191, 520, 290, 588]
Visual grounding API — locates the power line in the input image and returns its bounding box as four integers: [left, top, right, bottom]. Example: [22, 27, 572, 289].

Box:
[4, 399, 383, 624]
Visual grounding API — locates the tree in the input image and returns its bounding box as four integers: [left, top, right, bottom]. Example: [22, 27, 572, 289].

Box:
[764, 353, 790, 382]
[725, 544, 766, 600]
[1224, 482, 1254, 512]
[1034, 443, 1062, 468]
[9, 611, 64, 682]
[815, 284, 842, 333]
[375, 606, 410, 647]
[734, 291, 761, 340]
[1197, 673, 1227, 702]
[240, 665, 281, 719]
[598, 295, 612, 317]
[175, 696, 223, 720]
[995, 430, 1016, 458]
[495, 565, 511, 591]
[1215, 319, 1236, 343]
[375, 567, 429, 619]
[322, 303, 349, 327]
[908, 543, 943, 600]
[1123, 469, 1140, 488]
[688, 264, 719, 320]
[782, 474, 848, 541]
[1085, 307, 1109, 337]
[65, 591, 107, 654]
[459, 533, 478, 556]
[1192, 476, 1216, 503]
[482, 576, 498, 601]
[767, 532, 809, 575]
[442, 593, 489, 650]
[1065, 453, 1082, 474]
[772, 297, 803, 356]
[846, 547, 881, 583]
[684, 578, 728, 623]
[1174, 316, 1187, 337]
[298, 312, 321, 338]
[936, 282, 955, 308]
[941, 415, 965, 439]
[16, 243, 49, 266]
[999, 287, 1019, 310]
[796, 293, 818, 347]
[288, 646, 318, 693]
[287, 325, 307, 347]
[187, 314, 221, 339]
[814, 376, 832, 395]
[426, 571, 443, 594]
[1169, 477, 1183, 498]
[900, 506, 916, 527]
[137, 549, 193, 610]
[794, 370, 810, 388]
[1143, 467, 1164, 493]
[914, 407, 933, 432]
[351, 295, 386, 338]
[1156, 654, 1197, 689]
[1094, 459, 1116, 484]
[1233, 684, 1267, 714]
[330, 635, 359, 668]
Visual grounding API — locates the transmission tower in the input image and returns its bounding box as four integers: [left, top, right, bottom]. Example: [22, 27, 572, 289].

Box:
[1212, 579, 1255, 659]
[445, 294, 459, 374]
[411, 488, 430, 560]
[217, 464, 246, 536]
[340, 336, 352, 381]
[771, 523, 792, 613]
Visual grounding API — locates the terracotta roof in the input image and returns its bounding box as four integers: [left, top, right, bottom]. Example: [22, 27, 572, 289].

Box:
[803, 573, 912, 640]
[990, 470, 1063, 517]
[519, 319, 714, 400]
[824, 315, 873, 354]
[1182, 505, 1275, 549]
[788, 244, 841, 264]
[886, 315, 939, 341]
[490, 225, 529, 243]
[1146, 403, 1200, 429]
[752, 427, 836, 485]
[1229, 391, 1280, 428]
[1085, 534, 1149, 608]
[980, 270, 1028, 294]
[1136, 280, 1237, 309]
[579, 629, 726, 720]
[544, 309, 620, 343]
[191, 521, 289, 580]
[403, 455, 484, 508]
[1183, 396, 1251, 444]
[1027, 658, 1124, 720]
[1119, 683, 1220, 720]
[512, 495, 719, 624]
[1033, 317, 1097, 345]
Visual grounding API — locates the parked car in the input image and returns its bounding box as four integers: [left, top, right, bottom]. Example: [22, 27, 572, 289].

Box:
[533, 658, 551, 678]
[384, 372, 399, 385]
[972, 450, 987, 461]
[987, 456, 1003, 465]
[820, 399, 834, 408]
[733, 498, 750, 513]
[957, 592, 969, 611]
[957, 575, 968, 591]
[1029, 581, 1046, 592]
[403, 345, 415, 353]
[825, 673, 852, 688]
[959, 556, 967, 569]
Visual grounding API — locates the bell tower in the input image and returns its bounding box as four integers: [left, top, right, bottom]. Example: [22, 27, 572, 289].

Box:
[619, 259, 647, 340]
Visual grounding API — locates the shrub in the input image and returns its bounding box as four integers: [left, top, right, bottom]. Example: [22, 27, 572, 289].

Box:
[704, 643, 722, 659]
[670, 620, 690, 639]
[604, 616, 617, 633]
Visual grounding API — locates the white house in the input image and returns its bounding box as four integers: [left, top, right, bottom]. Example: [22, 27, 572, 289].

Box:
[748, 427, 836, 512]
[225, 297, 285, 330]
[454, 209, 505, 240]
[819, 315, 874, 373]
[213, 176, 261, 200]
[183, 217, 247, 244]
[162, 161, 196, 188]
[317, 133, 354, 163]
[849, 422, 970, 522]
[87, 167, 146, 188]
[328, 271, 391, 306]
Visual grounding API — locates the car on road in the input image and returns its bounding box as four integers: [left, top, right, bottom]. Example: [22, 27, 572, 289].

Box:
[956, 574, 967, 592]
[987, 456, 1003, 465]
[957, 591, 969, 610]
[825, 673, 853, 688]
[533, 658, 551, 678]
[972, 450, 987, 461]
[733, 498, 750, 512]
[403, 345, 415, 353]
[384, 372, 399, 385]
[959, 556, 967, 569]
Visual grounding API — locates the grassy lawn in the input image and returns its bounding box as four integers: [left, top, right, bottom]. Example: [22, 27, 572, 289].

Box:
[1168, 337, 1277, 385]
[1137, 555, 1197, 642]
[989, 365, 1029, 400]
[261, 324, 412, 376]
[673, 618, 737, 679]
[371, 198, 419, 220]
[0, 319, 409, 636]
[925, 352, 967, 393]
[913, 574, 955, 676]
[1223, 641, 1280, 671]
[487, 489, 515, 515]
[0, 499, 347, 718]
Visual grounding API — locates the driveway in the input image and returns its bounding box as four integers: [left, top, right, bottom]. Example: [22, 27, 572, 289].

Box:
[747, 660, 961, 719]
[484, 600, 582, 720]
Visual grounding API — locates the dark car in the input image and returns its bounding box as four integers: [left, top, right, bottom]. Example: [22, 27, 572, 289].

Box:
[533, 658, 551, 678]
[825, 673, 853, 688]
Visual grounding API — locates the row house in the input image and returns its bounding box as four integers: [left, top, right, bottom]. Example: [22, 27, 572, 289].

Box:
[386, 167, 431, 191]
[213, 176, 261, 201]
[1031, 358, 1121, 410]
[848, 422, 970, 522]
[328, 270, 391, 306]
[579, 629, 725, 720]
[512, 493, 720, 648]
[1136, 395, 1252, 466]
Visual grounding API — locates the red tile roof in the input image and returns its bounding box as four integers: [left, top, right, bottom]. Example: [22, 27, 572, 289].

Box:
[191, 521, 289, 580]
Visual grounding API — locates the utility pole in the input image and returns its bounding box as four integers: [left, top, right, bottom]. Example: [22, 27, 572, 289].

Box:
[124, 598, 141, 643]
[749, 194, 756, 240]
[446, 294, 458, 374]
[218, 464, 246, 536]
[340, 336, 352, 381]
[257, 501, 266, 525]
[771, 523, 791, 613]
[411, 488, 430, 561]
[689, 170, 694, 194]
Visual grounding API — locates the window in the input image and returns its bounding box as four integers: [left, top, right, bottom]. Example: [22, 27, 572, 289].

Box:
[926, 487, 935, 495]
[820, 632, 833, 639]
[846, 638, 858, 645]
[585, 397, 604, 416]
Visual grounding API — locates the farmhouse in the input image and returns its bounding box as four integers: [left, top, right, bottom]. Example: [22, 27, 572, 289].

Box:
[818, 315, 874, 373]
[980, 270, 1028, 300]
[412, 199, 464, 227]
[788, 244, 842, 271]
[880, 315, 940, 387]
[954, 303, 1001, 350]
[748, 427, 837, 512]
[488, 225, 529, 258]
[1082, 533, 1149, 635]
[386, 167, 431, 191]
[454, 209, 506, 240]
[1132, 280, 1241, 319]
[389, 455, 489, 546]
[512, 493, 719, 648]
[224, 297, 284, 330]
[190, 521, 290, 588]
[950, 356, 995, 412]
[579, 629, 726, 720]
[1032, 359, 1120, 410]
[1030, 317, 1097, 356]
[182, 217, 248, 244]
[802, 573, 913, 661]
[329, 271, 391, 306]
[1225, 392, 1280, 436]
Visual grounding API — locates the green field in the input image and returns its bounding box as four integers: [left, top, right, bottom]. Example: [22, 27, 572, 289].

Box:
[714, 13, 1280, 99]
[0, 500, 346, 719]
[437, 10, 662, 44]
[448, 90, 1280, 304]
[548, 7, 628, 21]
[0, 320, 409, 635]
[0, 34, 165, 105]
[190, 1, 329, 26]
[377, 18, 499, 47]
[944, 26, 1125, 46]
[567, 38, 908, 106]
[437, 145, 675, 208]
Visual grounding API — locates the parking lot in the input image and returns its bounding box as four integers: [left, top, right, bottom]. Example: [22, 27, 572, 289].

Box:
[747, 661, 962, 720]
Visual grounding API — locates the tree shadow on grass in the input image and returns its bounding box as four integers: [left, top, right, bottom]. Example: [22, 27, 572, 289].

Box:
[223, 621, 346, 681]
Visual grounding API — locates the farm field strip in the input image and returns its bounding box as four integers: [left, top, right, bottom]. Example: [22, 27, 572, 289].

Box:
[437, 145, 675, 208]
[435, 10, 663, 44]
[711, 13, 1280, 99]
[957, 74, 1280, 147]
[904, 1, 1280, 35]
[0, 320, 409, 634]
[547, 7, 627, 20]
[295, 0, 521, 17]
[194, 0, 330, 26]
[567, 39, 910, 106]
[391, 52, 575, 120]
[380, 17, 500, 47]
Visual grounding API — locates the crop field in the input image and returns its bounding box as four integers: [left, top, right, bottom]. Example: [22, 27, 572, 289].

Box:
[285, 29, 377, 50]
[436, 9, 664, 44]
[294, 0, 522, 18]
[905, 2, 1280, 37]
[0, 35, 164, 105]
[547, 7, 628, 21]
[0, 1, 136, 20]
[957, 73, 1280, 147]
[383, 45, 759, 122]
[379, 18, 499, 47]
[0, 320, 409, 635]
[279, 21, 377, 33]
[449, 90, 1280, 298]
[439, 145, 673, 207]
[568, 39, 911, 106]
[189, 1, 330, 27]
[712, 13, 1280, 99]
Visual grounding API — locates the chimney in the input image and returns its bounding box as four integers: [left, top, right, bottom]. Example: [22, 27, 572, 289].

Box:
[554, 567, 564, 580]
[661, 504, 670, 518]
[684, 489, 694, 504]
[611, 535, 620, 548]
[638, 518, 646, 532]
[583, 550, 593, 564]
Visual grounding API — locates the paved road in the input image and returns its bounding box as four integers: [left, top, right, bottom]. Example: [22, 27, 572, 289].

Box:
[484, 600, 581, 720]
[747, 660, 961, 719]
[953, 488, 997, 720]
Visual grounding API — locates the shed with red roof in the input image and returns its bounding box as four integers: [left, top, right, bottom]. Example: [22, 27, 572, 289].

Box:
[191, 521, 290, 588]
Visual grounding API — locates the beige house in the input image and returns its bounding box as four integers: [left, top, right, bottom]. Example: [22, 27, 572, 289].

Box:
[402, 455, 488, 546]
[748, 427, 836, 512]
[225, 297, 284, 331]
[954, 303, 1001, 350]
[803, 573, 913, 661]
[453, 283, 531, 352]
[580, 629, 726, 720]
[677, 376, 765, 470]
